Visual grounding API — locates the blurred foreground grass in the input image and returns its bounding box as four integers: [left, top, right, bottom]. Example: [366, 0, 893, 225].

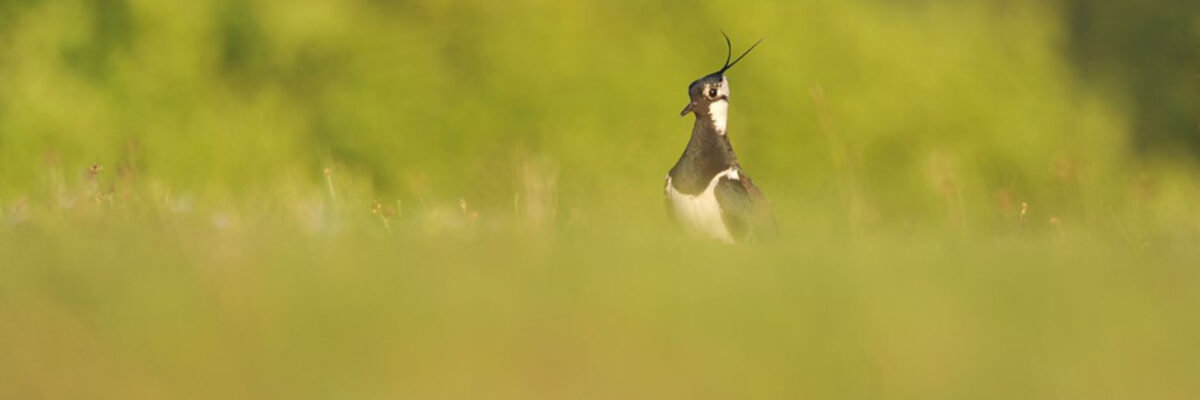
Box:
[2, 0, 1200, 398]
[2, 165, 1199, 399]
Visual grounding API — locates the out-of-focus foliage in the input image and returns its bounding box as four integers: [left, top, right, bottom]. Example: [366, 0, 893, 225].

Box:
[1062, 0, 1200, 155]
[4, 0, 1192, 225]
[2, 1, 1199, 398]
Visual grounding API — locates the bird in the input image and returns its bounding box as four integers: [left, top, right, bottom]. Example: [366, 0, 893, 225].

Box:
[665, 33, 775, 244]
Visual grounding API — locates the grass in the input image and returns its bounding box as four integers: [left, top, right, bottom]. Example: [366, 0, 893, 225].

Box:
[1, 163, 1199, 399]
[2, 0, 1200, 398]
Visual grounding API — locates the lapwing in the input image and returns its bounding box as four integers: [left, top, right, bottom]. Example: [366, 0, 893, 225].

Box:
[665, 33, 775, 243]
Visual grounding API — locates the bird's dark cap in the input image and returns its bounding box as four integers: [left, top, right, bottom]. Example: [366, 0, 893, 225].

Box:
[680, 32, 763, 117]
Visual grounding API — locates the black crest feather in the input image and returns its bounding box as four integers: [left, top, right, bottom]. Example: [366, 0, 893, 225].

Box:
[718, 31, 763, 74]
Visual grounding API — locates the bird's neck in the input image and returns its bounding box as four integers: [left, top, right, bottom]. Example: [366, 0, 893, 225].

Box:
[670, 103, 739, 194]
[685, 111, 736, 162]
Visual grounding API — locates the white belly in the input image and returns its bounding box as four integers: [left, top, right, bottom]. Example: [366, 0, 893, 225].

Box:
[666, 169, 738, 243]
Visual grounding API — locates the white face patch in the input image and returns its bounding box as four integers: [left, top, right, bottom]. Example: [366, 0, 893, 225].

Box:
[708, 77, 730, 135]
[708, 100, 728, 134]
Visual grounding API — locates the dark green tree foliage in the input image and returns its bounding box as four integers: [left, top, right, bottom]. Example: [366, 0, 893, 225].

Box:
[1062, 0, 1200, 156]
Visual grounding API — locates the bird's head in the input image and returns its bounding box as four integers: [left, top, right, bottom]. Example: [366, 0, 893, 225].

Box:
[679, 32, 762, 118]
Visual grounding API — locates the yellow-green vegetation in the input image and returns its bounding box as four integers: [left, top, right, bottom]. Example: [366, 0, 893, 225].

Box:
[2, 0, 1199, 398]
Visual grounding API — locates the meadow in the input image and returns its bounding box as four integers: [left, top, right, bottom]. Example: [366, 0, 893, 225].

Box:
[2, 0, 1199, 398]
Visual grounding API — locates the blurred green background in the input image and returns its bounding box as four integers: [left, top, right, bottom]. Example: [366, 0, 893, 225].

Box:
[2, 0, 1199, 398]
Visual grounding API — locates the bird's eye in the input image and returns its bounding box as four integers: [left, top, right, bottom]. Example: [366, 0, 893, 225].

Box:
[708, 88, 718, 97]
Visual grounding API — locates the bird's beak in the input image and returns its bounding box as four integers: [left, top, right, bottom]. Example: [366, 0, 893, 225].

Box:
[679, 102, 694, 117]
